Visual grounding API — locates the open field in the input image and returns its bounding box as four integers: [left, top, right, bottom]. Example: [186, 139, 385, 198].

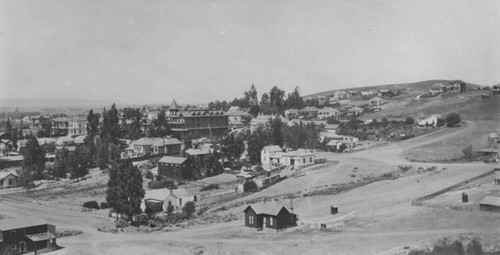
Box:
[423, 174, 500, 212]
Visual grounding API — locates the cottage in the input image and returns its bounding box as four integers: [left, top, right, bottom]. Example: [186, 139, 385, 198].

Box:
[142, 188, 198, 213]
[224, 108, 253, 124]
[317, 108, 340, 120]
[347, 107, 364, 116]
[280, 149, 316, 167]
[243, 204, 297, 231]
[479, 196, 500, 212]
[333, 91, 348, 100]
[430, 83, 447, 94]
[132, 137, 157, 156]
[417, 114, 445, 128]
[447, 81, 466, 93]
[151, 137, 182, 156]
[370, 97, 383, 106]
[158, 156, 189, 179]
[0, 217, 57, 255]
[261, 145, 283, 166]
[0, 171, 18, 189]
[298, 107, 319, 119]
[284, 109, 299, 118]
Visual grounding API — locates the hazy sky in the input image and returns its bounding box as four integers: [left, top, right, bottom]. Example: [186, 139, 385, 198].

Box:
[1, 0, 499, 105]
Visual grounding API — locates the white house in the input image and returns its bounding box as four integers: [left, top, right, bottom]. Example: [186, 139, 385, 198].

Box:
[370, 97, 383, 106]
[279, 149, 316, 167]
[261, 145, 283, 166]
[0, 171, 19, 188]
[141, 188, 198, 213]
[317, 108, 341, 119]
[418, 114, 444, 127]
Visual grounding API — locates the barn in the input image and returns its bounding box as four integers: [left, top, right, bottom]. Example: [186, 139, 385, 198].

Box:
[243, 204, 297, 231]
[479, 196, 500, 212]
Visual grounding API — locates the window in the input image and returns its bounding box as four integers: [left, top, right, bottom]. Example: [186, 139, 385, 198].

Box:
[303, 158, 306, 163]
[11, 230, 15, 237]
[269, 217, 273, 226]
[249, 215, 254, 224]
[11, 244, 16, 250]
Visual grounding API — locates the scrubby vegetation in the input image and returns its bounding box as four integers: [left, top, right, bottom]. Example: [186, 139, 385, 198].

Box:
[200, 183, 219, 191]
[408, 237, 484, 255]
[83, 200, 100, 210]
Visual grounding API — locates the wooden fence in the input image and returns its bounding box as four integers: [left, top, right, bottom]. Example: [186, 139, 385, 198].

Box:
[411, 169, 496, 206]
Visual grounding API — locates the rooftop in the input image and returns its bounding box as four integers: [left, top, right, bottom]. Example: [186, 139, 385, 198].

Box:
[0, 170, 18, 180]
[152, 138, 182, 147]
[480, 196, 500, 207]
[0, 217, 47, 231]
[244, 203, 292, 216]
[158, 156, 188, 164]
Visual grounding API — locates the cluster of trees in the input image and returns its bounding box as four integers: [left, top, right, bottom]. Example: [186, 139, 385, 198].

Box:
[208, 84, 306, 116]
[48, 146, 91, 180]
[185, 151, 224, 179]
[220, 117, 324, 165]
[19, 136, 46, 189]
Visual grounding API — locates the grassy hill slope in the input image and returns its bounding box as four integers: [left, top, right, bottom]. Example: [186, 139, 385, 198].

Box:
[306, 79, 482, 98]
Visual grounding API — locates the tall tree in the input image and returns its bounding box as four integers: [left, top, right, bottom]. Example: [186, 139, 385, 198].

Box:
[5, 118, 12, 134]
[269, 117, 284, 147]
[285, 87, 304, 110]
[269, 86, 286, 114]
[106, 161, 144, 218]
[22, 136, 46, 181]
[244, 84, 259, 106]
[247, 126, 269, 164]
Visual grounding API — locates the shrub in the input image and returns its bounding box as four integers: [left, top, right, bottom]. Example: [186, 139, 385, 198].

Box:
[100, 202, 109, 209]
[462, 145, 475, 160]
[83, 201, 99, 210]
[155, 175, 163, 181]
[149, 180, 176, 189]
[115, 218, 129, 228]
[445, 112, 461, 127]
[254, 165, 264, 173]
[200, 183, 219, 191]
[182, 201, 196, 219]
[145, 170, 154, 180]
[466, 238, 483, 255]
[243, 180, 258, 192]
[398, 165, 413, 172]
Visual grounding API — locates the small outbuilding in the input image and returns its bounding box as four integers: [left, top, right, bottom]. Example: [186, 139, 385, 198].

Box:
[243, 204, 297, 231]
[479, 196, 500, 212]
[495, 169, 500, 185]
[0, 171, 19, 189]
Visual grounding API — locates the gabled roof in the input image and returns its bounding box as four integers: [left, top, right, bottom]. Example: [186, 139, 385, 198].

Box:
[282, 149, 314, 157]
[0, 217, 47, 231]
[0, 171, 18, 180]
[152, 138, 182, 147]
[158, 156, 187, 164]
[185, 148, 212, 156]
[263, 145, 282, 153]
[133, 137, 156, 146]
[244, 204, 292, 216]
[480, 196, 500, 207]
[370, 97, 383, 101]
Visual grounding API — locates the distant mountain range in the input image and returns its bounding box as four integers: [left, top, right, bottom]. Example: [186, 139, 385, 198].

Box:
[0, 98, 128, 109]
[305, 79, 483, 98]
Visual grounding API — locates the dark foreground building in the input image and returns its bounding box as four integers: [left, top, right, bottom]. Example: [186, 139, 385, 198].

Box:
[244, 204, 297, 231]
[0, 217, 57, 255]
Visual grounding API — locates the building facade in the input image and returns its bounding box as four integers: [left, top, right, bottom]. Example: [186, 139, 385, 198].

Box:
[0, 217, 57, 255]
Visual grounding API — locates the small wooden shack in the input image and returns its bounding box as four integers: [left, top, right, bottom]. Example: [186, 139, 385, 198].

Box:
[479, 196, 500, 212]
[243, 204, 297, 231]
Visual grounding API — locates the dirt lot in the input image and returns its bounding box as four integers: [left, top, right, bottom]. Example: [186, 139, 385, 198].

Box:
[423, 174, 500, 212]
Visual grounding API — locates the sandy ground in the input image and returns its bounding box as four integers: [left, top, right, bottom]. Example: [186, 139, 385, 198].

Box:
[1, 115, 499, 254]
